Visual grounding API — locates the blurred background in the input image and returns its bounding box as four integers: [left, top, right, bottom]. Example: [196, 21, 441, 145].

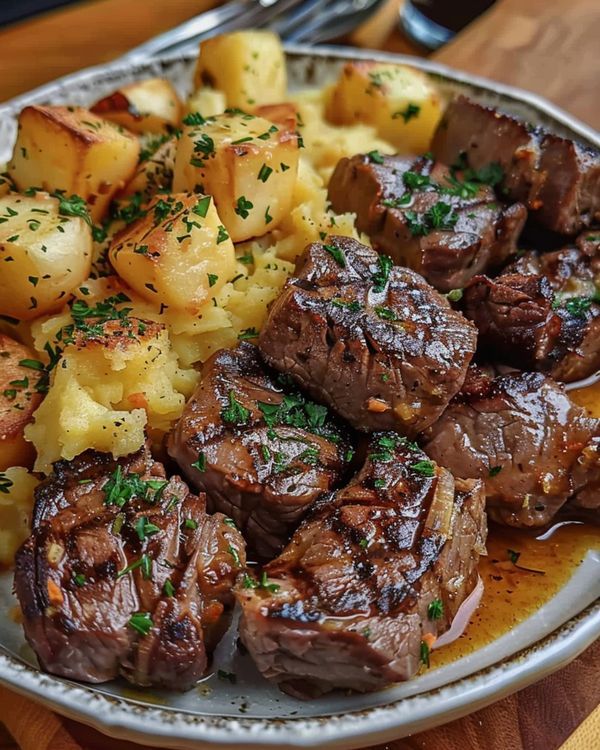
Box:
[0, 0, 597, 128]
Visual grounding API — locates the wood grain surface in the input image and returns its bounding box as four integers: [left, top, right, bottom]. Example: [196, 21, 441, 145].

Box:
[0, 1, 598, 748]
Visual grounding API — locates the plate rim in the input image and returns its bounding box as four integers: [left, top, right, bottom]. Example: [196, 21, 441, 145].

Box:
[0, 603, 598, 749]
[0, 42, 598, 749]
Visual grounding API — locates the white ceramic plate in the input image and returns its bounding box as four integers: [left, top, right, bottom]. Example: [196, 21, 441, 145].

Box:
[0, 45, 599, 750]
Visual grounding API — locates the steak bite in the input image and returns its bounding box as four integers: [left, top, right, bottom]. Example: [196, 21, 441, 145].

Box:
[464, 241, 600, 382]
[432, 95, 600, 235]
[421, 369, 600, 527]
[237, 433, 486, 698]
[14, 445, 245, 689]
[327, 153, 526, 292]
[167, 343, 351, 560]
[258, 236, 477, 436]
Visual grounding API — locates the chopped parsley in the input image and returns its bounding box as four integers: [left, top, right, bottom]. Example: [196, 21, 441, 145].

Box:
[207, 273, 218, 287]
[0, 473, 13, 494]
[394, 103, 421, 123]
[405, 201, 458, 236]
[163, 579, 175, 597]
[53, 192, 91, 226]
[128, 612, 153, 636]
[228, 544, 241, 566]
[323, 243, 346, 268]
[191, 453, 207, 472]
[134, 516, 160, 541]
[332, 298, 361, 312]
[446, 288, 464, 303]
[420, 640, 431, 667]
[366, 150, 385, 164]
[427, 599, 444, 620]
[117, 553, 152, 579]
[564, 296, 593, 318]
[193, 195, 211, 218]
[257, 164, 273, 182]
[217, 669, 237, 684]
[238, 327, 259, 340]
[403, 171, 431, 190]
[489, 465, 503, 477]
[410, 460, 435, 477]
[221, 390, 251, 425]
[374, 306, 398, 321]
[371, 254, 393, 292]
[216, 225, 229, 244]
[103, 466, 167, 508]
[242, 571, 280, 593]
[73, 573, 86, 587]
[182, 111, 207, 126]
[257, 392, 330, 436]
[235, 196, 254, 219]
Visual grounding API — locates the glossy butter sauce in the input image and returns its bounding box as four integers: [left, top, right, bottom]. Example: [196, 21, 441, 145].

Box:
[432, 380, 600, 668]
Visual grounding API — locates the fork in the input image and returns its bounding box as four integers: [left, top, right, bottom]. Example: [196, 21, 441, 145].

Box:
[121, 0, 306, 62]
[120, 0, 384, 63]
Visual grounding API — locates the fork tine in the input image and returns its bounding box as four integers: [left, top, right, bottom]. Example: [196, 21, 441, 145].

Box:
[123, 0, 252, 61]
[271, 0, 328, 37]
[131, 0, 307, 61]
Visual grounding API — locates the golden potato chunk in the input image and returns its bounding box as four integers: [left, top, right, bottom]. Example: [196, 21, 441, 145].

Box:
[121, 135, 177, 200]
[91, 77, 183, 135]
[0, 193, 92, 320]
[8, 105, 140, 222]
[325, 62, 443, 154]
[0, 334, 44, 470]
[173, 111, 299, 242]
[109, 192, 236, 313]
[26, 316, 189, 473]
[194, 31, 286, 109]
[185, 88, 227, 119]
[0, 467, 39, 567]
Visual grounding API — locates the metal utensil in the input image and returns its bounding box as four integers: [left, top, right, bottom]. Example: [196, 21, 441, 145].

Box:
[120, 0, 384, 63]
[276, 0, 384, 44]
[122, 0, 305, 63]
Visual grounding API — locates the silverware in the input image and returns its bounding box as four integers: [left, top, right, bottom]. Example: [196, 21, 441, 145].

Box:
[274, 0, 384, 44]
[122, 0, 306, 62]
[120, 0, 384, 64]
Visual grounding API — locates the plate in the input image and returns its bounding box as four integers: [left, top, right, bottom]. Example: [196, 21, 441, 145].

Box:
[0, 45, 599, 750]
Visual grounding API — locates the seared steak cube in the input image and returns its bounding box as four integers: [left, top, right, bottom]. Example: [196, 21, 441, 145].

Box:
[327, 153, 526, 292]
[237, 432, 486, 698]
[167, 342, 351, 560]
[421, 370, 600, 527]
[432, 96, 600, 235]
[14, 445, 245, 690]
[258, 237, 477, 436]
[464, 240, 600, 382]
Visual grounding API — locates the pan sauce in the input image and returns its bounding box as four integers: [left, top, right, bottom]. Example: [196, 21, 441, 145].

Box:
[431, 379, 600, 668]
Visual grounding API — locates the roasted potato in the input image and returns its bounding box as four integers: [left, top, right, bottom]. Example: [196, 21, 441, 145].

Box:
[185, 88, 227, 119]
[173, 111, 299, 242]
[0, 193, 92, 320]
[91, 78, 183, 135]
[121, 135, 177, 200]
[109, 192, 236, 312]
[193, 31, 286, 109]
[8, 105, 140, 222]
[26, 317, 189, 473]
[325, 62, 443, 154]
[0, 334, 44, 470]
[0, 467, 39, 566]
[253, 102, 297, 133]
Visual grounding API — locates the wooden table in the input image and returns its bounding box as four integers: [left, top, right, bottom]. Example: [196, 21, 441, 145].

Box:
[0, 1, 598, 748]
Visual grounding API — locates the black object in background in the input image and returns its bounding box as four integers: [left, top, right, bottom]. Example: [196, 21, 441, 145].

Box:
[401, 0, 497, 50]
[0, 0, 76, 28]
